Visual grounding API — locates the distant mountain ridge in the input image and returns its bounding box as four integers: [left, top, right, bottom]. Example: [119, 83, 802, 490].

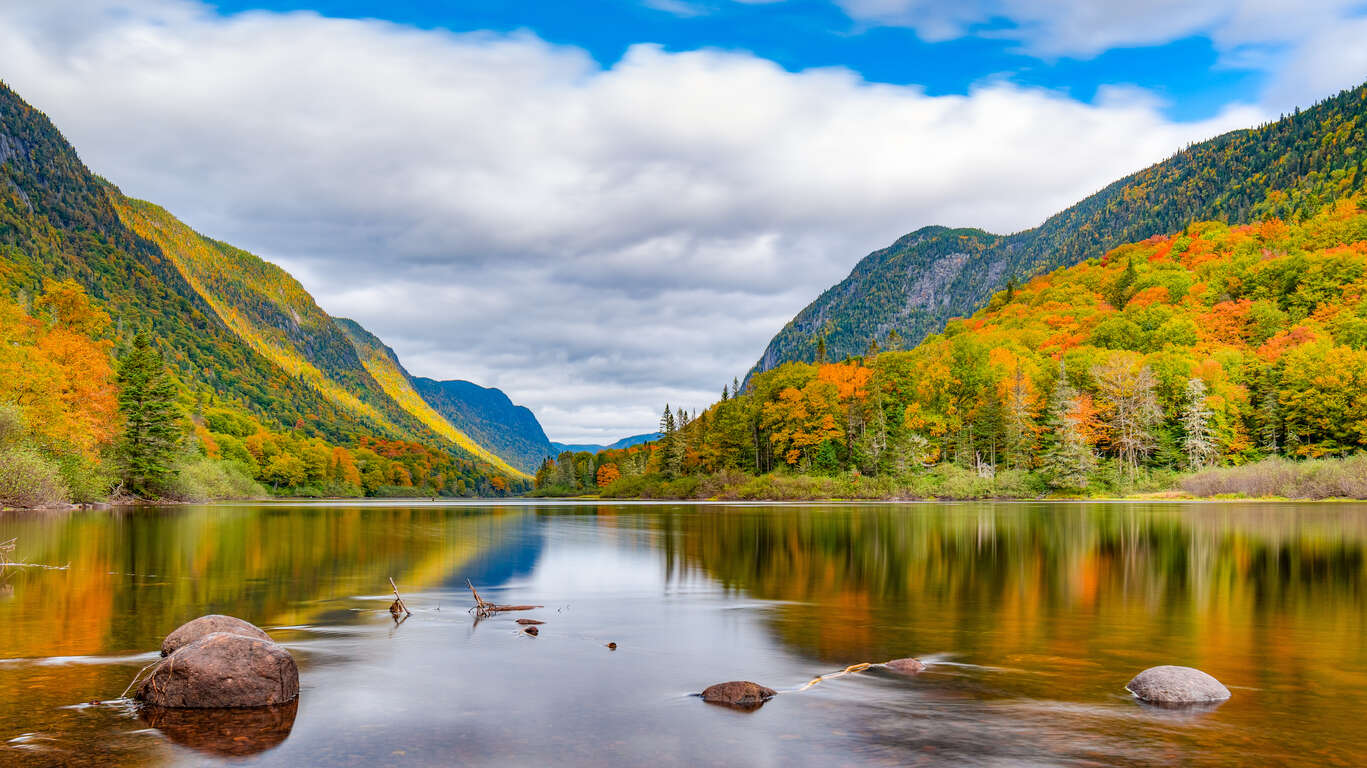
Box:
[411, 377, 552, 474]
[753, 82, 1367, 376]
[550, 433, 660, 455]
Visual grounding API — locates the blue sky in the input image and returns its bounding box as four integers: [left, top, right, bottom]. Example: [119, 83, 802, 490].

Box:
[4, 0, 1367, 441]
[210, 0, 1267, 120]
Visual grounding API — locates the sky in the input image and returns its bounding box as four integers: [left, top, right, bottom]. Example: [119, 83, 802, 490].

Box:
[2, 1, 1366, 443]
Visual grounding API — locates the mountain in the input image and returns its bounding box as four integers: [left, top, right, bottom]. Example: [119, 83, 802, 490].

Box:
[550, 433, 661, 455]
[0, 80, 528, 486]
[625, 195, 1367, 492]
[753, 82, 1367, 375]
[410, 378, 552, 474]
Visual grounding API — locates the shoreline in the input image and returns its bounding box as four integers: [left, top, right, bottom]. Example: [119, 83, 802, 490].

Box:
[7, 492, 1366, 514]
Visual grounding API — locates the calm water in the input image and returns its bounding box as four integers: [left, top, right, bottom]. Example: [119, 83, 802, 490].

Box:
[2, 500, 1366, 767]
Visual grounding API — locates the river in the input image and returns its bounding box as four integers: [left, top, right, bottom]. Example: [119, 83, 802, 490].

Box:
[1, 500, 1364, 766]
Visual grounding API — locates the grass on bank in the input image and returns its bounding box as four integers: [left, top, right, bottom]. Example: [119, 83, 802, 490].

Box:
[1179, 455, 1367, 500]
[580, 456, 1367, 502]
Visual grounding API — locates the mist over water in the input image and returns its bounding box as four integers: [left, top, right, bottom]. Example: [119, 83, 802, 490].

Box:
[2, 500, 1366, 766]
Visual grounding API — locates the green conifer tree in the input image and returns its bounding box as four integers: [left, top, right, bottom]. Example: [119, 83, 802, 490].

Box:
[116, 332, 182, 496]
[1041, 362, 1096, 490]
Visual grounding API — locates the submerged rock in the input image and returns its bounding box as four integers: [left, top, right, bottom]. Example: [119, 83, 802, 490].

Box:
[524, 626, 539, 636]
[161, 615, 271, 657]
[141, 699, 298, 757]
[1126, 666, 1230, 705]
[883, 658, 926, 675]
[137, 632, 299, 708]
[700, 681, 777, 711]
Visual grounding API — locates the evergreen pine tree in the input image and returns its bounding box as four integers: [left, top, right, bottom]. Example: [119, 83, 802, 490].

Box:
[1041, 361, 1096, 489]
[1107, 255, 1138, 308]
[534, 457, 556, 489]
[658, 405, 679, 479]
[117, 332, 182, 496]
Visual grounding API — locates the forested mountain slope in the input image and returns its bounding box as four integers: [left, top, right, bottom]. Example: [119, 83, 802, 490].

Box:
[577, 198, 1367, 500]
[0, 80, 527, 487]
[333, 320, 529, 477]
[754, 81, 1367, 375]
[411, 377, 552, 474]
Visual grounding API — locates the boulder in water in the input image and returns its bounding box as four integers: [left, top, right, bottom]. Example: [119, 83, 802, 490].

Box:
[1126, 666, 1230, 705]
[883, 658, 926, 675]
[161, 615, 272, 657]
[137, 632, 299, 708]
[700, 681, 777, 711]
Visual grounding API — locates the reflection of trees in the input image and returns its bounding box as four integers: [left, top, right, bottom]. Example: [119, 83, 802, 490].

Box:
[0, 503, 522, 755]
[0, 505, 522, 657]
[655, 503, 1367, 667]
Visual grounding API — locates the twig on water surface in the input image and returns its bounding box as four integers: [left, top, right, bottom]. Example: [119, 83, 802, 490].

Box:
[792, 662, 873, 692]
[388, 577, 412, 619]
[466, 579, 542, 618]
[0, 538, 15, 569]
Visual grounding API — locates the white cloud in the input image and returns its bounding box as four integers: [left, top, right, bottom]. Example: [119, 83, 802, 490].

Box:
[1261, 16, 1367, 111]
[0, 0, 1264, 442]
[642, 0, 711, 17]
[835, 0, 1367, 63]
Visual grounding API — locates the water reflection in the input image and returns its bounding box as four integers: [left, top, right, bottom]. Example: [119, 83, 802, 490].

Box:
[0, 500, 1364, 766]
[140, 701, 298, 758]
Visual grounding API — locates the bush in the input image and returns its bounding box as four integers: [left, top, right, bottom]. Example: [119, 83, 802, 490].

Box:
[992, 469, 1047, 498]
[1181, 455, 1367, 499]
[166, 457, 265, 501]
[55, 452, 116, 504]
[528, 483, 590, 497]
[0, 446, 69, 507]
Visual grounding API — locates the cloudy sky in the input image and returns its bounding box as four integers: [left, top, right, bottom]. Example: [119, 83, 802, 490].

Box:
[2, 1, 1366, 443]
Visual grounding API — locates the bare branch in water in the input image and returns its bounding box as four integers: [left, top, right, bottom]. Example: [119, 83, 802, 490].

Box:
[467, 579, 542, 618]
[388, 577, 412, 619]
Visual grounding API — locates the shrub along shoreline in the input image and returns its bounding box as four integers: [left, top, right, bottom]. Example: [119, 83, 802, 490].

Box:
[532, 454, 1367, 502]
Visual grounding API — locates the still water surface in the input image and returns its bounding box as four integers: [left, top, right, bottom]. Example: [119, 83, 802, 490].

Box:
[1, 500, 1366, 766]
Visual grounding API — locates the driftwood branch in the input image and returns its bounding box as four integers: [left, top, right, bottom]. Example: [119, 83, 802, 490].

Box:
[388, 577, 412, 618]
[0, 538, 15, 569]
[467, 579, 542, 618]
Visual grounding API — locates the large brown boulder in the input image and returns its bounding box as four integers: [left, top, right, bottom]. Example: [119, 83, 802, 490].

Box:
[883, 657, 926, 675]
[700, 681, 777, 711]
[161, 615, 272, 657]
[1126, 666, 1230, 705]
[137, 632, 299, 708]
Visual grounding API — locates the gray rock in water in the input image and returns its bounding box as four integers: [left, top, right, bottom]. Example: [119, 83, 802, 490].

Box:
[700, 681, 777, 710]
[883, 658, 926, 675]
[161, 615, 272, 657]
[138, 632, 299, 708]
[1126, 666, 1230, 705]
